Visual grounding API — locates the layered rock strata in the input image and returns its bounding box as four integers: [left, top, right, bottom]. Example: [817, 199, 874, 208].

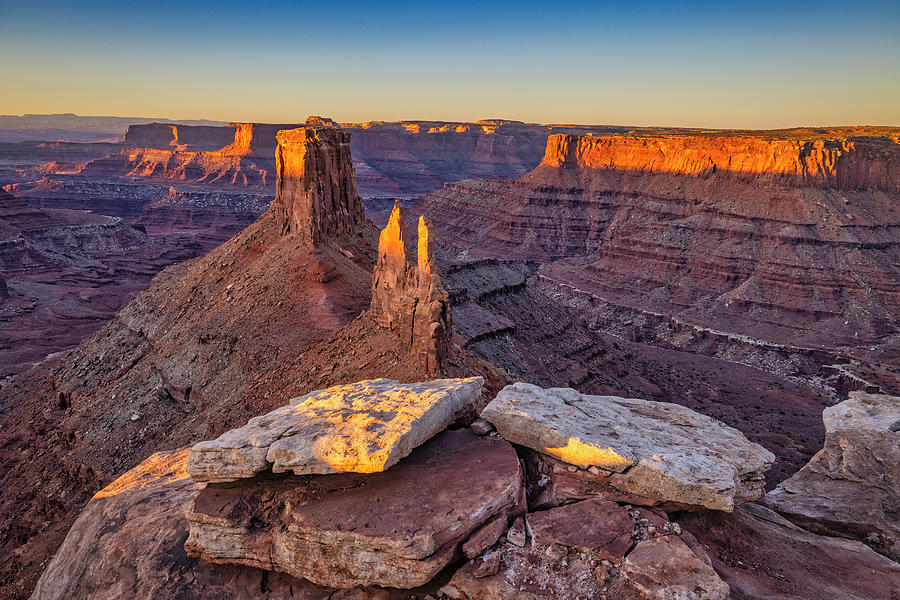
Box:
[765, 391, 900, 560]
[540, 133, 900, 191]
[185, 429, 524, 589]
[271, 126, 365, 241]
[123, 123, 236, 151]
[370, 203, 452, 372]
[481, 382, 774, 511]
[29, 449, 384, 600]
[416, 130, 900, 371]
[187, 377, 482, 482]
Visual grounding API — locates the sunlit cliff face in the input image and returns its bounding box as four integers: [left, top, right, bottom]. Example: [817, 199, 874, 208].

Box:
[539, 133, 900, 191]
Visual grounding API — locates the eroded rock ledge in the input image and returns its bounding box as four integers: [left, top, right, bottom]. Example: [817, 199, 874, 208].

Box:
[765, 390, 900, 561]
[185, 429, 524, 589]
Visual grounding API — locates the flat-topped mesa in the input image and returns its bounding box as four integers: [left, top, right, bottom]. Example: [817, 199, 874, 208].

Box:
[537, 133, 900, 191]
[269, 125, 365, 242]
[122, 123, 236, 152]
[371, 203, 451, 373]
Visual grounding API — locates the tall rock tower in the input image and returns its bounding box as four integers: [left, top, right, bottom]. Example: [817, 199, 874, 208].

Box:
[371, 203, 452, 373]
[270, 125, 365, 243]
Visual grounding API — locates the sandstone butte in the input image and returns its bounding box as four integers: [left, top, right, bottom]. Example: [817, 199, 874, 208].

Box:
[187, 377, 483, 482]
[480, 382, 775, 511]
[271, 125, 366, 241]
[370, 202, 452, 373]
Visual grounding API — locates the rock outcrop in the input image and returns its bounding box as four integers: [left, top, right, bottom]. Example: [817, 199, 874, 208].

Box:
[187, 377, 482, 482]
[765, 391, 900, 560]
[481, 382, 774, 511]
[370, 203, 452, 372]
[270, 126, 366, 241]
[29, 449, 383, 600]
[185, 429, 524, 589]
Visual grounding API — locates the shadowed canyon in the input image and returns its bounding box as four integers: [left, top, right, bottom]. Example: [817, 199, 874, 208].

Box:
[1, 115, 899, 600]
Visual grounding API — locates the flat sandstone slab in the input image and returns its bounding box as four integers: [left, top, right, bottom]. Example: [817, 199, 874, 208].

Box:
[185, 429, 523, 589]
[481, 382, 774, 511]
[188, 377, 482, 482]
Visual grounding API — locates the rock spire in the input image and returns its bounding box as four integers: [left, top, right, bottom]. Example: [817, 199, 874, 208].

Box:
[270, 125, 365, 242]
[371, 203, 452, 373]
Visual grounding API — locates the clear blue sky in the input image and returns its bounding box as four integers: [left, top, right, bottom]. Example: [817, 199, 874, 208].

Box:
[1, 0, 898, 128]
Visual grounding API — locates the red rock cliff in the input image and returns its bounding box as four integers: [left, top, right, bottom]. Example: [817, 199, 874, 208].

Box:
[371, 203, 451, 373]
[269, 126, 365, 242]
[539, 133, 900, 192]
[123, 123, 236, 152]
[219, 122, 301, 158]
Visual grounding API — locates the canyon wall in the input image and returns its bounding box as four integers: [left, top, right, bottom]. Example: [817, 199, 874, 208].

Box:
[418, 130, 900, 388]
[86, 122, 305, 188]
[270, 126, 365, 241]
[537, 133, 900, 192]
[71, 119, 670, 198]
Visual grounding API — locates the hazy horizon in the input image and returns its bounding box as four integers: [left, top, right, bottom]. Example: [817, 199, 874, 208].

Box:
[1, 0, 899, 129]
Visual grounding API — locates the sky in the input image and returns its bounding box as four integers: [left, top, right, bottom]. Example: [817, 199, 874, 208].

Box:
[1, 0, 898, 128]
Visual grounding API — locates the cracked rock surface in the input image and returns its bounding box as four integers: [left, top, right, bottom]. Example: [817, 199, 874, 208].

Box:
[187, 377, 483, 482]
[481, 382, 774, 511]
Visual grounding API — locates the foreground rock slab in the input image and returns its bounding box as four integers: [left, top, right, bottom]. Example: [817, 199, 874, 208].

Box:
[185, 429, 523, 589]
[527, 498, 634, 563]
[188, 377, 482, 482]
[622, 536, 729, 600]
[30, 450, 340, 600]
[765, 391, 900, 561]
[481, 382, 774, 511]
